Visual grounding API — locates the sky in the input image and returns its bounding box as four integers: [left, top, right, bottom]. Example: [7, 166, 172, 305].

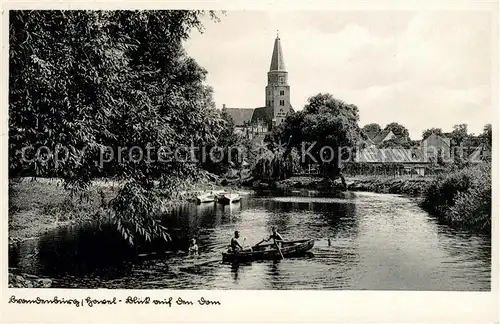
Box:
[183, 10, 497, 139]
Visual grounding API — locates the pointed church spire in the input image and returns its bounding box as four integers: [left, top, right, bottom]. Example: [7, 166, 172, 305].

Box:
[269, 33, 286, 71]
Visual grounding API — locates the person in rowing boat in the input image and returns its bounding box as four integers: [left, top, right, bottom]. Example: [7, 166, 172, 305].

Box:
[230, 231, 251, 253]
[264, 226, 284, 248]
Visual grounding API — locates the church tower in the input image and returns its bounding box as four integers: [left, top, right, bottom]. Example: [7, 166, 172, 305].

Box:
[265, 33, 292, 127]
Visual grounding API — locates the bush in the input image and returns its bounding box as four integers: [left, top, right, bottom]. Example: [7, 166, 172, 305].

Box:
[423, 164, 491, 233]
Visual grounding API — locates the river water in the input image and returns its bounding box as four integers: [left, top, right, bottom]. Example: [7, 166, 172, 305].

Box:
[9, 190, 491, 290]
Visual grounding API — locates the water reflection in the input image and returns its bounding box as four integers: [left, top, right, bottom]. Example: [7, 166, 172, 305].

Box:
[230, 263, 239, 282]
[9, 190, 491, 290]
[20, 223, 137, 278]
[267, 261, 282, 290]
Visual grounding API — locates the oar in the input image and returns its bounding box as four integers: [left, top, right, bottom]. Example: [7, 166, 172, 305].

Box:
[275, 241, 284, 259]
[255, 239, 266, 246]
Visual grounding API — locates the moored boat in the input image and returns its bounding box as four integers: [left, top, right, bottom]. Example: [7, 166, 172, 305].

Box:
[196, 193, 216, 204]
[217, 193, 241, 204]
[222, 239, 314, 262]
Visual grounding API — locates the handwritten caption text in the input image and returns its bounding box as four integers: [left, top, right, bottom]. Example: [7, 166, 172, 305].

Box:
[8, 296, 221, 308]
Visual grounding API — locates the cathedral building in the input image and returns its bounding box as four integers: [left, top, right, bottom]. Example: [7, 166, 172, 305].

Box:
[222, 34, 294, 140]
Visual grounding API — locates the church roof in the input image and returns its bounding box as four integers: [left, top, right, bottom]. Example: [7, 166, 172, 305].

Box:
[223, 108, 255, 126]
[223, 107, 275, 127]
[269, 36, 286, 71]
[251, 107, 273, 124]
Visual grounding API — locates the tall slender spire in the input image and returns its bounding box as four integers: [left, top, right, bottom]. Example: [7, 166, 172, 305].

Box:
[269, 34, 286, 71]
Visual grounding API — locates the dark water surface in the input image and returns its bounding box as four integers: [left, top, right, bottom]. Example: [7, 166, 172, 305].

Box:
[9, 190, 491, 290]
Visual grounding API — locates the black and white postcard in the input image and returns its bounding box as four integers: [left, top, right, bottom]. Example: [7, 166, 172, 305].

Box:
[1, 1, 498, 323]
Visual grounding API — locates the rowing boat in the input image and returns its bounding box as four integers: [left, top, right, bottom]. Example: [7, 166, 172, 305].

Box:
[196, 193, 216, 204]
[217, 193, 241, 204]
[222, 239, 314, 262]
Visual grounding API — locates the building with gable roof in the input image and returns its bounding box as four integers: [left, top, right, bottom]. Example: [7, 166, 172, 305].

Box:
[468, 143, 491, 163]
[421, 133, 451, 162]
[360, 129, 406, 147]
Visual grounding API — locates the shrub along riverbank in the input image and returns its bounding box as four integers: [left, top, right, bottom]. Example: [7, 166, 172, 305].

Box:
[422, 164, 491, 234]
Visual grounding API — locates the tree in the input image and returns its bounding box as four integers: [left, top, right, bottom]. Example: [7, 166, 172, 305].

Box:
[9, 10, 225, 245]
[408, 139, 421, 148]
[201, 110, 251, 175]
[362, 123, 381, 135]
[422, 128, 443, 140]
[480, 124, 492, 147]
[269, 93, 360, 182]
[384, 122, 410, 139]
[450, 124, 468, 146]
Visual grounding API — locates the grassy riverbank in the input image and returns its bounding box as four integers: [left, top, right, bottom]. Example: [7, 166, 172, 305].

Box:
[9, 178, 115, 242]
[8, 177, 243, 243]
